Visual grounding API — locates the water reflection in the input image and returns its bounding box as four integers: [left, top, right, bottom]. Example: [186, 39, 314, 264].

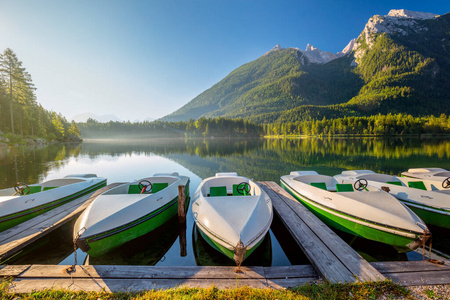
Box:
[85, 216, 179, 266]
[2, 137, 449, 265]
[1, 219, 77, 265]
[192, 224, 273, 267]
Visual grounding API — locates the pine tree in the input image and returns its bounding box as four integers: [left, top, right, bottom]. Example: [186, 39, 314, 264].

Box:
[0, 48, 35, 136]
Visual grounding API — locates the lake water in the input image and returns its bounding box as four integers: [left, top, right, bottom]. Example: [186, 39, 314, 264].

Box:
[1, 137, 449, 266]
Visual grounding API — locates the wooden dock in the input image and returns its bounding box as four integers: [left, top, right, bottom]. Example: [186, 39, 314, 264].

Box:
[0, 183, 123, 262]
[259, 181, 385, 283]
[1, 261, 449, 292]
[0, 181, 449, 292]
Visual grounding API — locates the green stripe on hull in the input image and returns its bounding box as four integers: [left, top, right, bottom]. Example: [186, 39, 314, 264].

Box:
[281, 181, 418, 252]
[0, 180, 106, 232]
[84, 197, 180, 257]
[407, 205, 450, 229]
[197, 224, 264, 263]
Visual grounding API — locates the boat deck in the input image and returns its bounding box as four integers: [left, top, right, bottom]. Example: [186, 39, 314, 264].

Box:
[0, 181, 449, 292]
[0, 183, 124, 262]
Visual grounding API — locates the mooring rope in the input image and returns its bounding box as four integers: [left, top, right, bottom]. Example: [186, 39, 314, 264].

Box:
[66, 227, 85, 274]
[422, 230, 445, 265]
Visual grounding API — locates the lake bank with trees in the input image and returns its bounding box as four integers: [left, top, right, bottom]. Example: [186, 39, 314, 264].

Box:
[0, 48, 82, 148]
[76, 113, 450, 140]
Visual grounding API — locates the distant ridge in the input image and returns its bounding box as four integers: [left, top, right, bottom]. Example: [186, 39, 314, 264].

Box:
[162, 9, 450, 123]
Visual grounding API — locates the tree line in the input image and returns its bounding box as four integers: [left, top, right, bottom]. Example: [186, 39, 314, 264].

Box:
[263, 113, 450, 136]
[79, 113, 450, 139]
[0, 48, 81, 142]
[77, 117, 262, 138]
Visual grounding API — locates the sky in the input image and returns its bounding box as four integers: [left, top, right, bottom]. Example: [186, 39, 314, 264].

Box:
[1, 0, 449, 122]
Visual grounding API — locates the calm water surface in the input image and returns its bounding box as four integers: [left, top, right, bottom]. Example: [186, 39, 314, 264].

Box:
[1, 137, 449, 266]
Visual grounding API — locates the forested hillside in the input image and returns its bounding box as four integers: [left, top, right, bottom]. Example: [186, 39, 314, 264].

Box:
[162, 12, 450, 123]
[0, 48, 81, 143]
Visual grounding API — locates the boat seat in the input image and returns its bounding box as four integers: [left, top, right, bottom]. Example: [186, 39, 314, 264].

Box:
[310, 182, 327, 190]
[408, 181, 427, 190]
[386, 181, 402, 186]
[151, 183, 168, 193]
[28, 186, 42, 194]
[232, 184, 250, 196]
[43, 186, 58, 191]
[128, 184, 142, 194]
[336, 184, 354, 192]
[210, 186, 227, 197]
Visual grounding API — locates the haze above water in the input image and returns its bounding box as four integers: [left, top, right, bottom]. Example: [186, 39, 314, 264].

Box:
[1, 137, 449, 266]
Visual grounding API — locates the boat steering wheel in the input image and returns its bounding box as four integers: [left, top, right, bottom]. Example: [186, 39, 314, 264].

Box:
[237, 182, 250, 195]
[353, 179, 368, 191]
[138, 180, 153, 194]
[443, 177, 450, 189]
[14, 182, 30, 195]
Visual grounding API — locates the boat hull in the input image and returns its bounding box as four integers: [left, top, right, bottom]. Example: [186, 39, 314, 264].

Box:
[191, 173, 273, 264]
[77, 179, 190, 257]
[0, 179, 106, 232]
[281, 180, 425, 252]
[196, 222, 265, 262]
[405, 204, 450, 229]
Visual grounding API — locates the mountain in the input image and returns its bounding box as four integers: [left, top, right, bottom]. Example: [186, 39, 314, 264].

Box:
[162, 10, 450, 122]
[71, 113, 122, 123]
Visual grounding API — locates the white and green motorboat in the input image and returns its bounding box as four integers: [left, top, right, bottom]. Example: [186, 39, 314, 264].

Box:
[335, 170, 450, 229]
[74, 172, 189, 257]
[0, 174, 106, 232]
[192, 172, 273, 265]
[401, 168, 450, 191]
[281, 171, 431, 252]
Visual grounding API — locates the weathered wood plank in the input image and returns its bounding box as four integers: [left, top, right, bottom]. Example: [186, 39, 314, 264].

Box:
[17, 265, 268, 280]
[263, 265, 318, 279]
[0, 183, 123, 261]
[385, 270, 450, 286]
[269, 277, 318, 288]
[260, 181, 385, 282]
[371, 261, 450, 273]
[260, 183, 353, 283]
[259, 182, 358, 283]
[0, 265, 31, 277]
[9, 278, 275, 292]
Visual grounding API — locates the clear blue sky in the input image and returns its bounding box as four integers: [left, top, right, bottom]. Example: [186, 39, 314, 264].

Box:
[1, 0, 449, 121]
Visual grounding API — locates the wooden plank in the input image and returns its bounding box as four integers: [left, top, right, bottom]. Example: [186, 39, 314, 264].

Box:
[371, 261, 450, 273]
[263, 265, 318, 279]
[269, 277, 318, 288]
[0, 265, 31, 277]
[385, 270, 450, 286]
[260, 181, 385, 282]
[259, 183, 354, 283]
[17, 265, 268, 280]
[0, 183, 123, 261]
[9, 278, 275, 292]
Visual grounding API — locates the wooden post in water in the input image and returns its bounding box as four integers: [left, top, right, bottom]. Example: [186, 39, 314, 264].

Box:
[178, 185, 187, 257]
[178, 185, 186, 223]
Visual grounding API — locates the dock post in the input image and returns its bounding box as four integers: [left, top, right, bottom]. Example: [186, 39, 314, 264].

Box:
[178, 185, 186, 223]
[178, 185, 187, 257]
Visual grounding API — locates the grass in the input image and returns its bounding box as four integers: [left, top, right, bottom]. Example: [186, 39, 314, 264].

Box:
[0, 277, 413, 300]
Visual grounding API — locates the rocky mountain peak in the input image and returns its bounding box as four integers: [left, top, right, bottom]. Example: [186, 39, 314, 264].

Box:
[298, 44, 340, 65]
[353, 9, 440, 63]
[387, 9, 439, 19]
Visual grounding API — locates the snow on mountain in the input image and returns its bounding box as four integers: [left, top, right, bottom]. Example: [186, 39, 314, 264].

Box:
[338, 39, 357, 56]
[265, 9, 439, 66]
[353, 9, 440, 63]
[299, 43, 340, 64]
[387, 9, 439, 20]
